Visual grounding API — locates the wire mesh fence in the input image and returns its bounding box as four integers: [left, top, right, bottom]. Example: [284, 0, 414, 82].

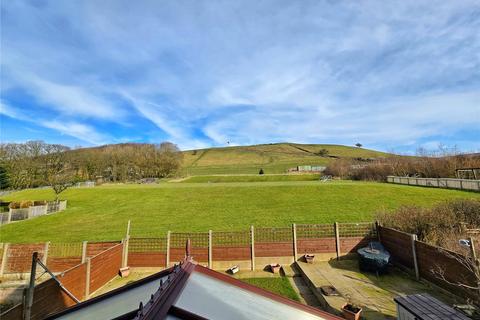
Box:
[296, 224, 335, 239]
[170, 232, 209, 248]
[338, 222, 376, 238]
[129, 238, 167, 253]
[49, 242, 83, 257]
[212, 231, 250, 246]
[255, 227, 292, 243]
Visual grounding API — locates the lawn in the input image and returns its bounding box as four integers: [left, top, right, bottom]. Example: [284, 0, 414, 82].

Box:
[1, 181, 479, 243]
[179, 174, 321, 183]
[240, 277, 300, 301]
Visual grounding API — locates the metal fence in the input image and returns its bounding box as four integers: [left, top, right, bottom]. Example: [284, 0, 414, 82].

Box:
[387, 176, 480, 192]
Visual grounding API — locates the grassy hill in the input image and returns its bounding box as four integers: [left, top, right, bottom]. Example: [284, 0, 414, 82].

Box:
[181, 143, 391, 175]
[2, 181, 478, 243]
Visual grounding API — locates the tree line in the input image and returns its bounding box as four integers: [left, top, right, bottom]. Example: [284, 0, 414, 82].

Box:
[325, 152, 480, 181]
[0, 141, 183, 195]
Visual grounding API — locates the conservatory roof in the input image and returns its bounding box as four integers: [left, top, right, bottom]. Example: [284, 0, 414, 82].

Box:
[48, 242, 342, 320]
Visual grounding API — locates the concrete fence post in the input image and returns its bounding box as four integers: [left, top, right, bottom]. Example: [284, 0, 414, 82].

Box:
[43, 241, 50, 265]
[250, 226, 255, 271]
[0, 243, 9, 277]
[208, 230, 213, 269]
[411, 234, 420, 281]
[292, 224, 298, 261]
[7, 209, 12, 224]
[334, 222, 341, 260]
[122, 220, 130, 268]
[81, 241, 88, 264]
[166, 231, 171, 268]
[85, 257, 91, 299]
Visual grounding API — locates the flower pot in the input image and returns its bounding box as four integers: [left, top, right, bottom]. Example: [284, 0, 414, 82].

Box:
[342, 304, 362, 320]
[229, 265, 239, 274]
[119, 267, 130, 278]
[270, 263, 281, 274]
[304, 254, 315, 263]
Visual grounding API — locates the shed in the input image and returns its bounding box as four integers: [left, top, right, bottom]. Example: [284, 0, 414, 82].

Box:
[394, 293, 469, 320]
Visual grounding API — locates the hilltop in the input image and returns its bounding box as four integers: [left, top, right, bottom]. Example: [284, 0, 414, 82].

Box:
[182, 143, 392, 175]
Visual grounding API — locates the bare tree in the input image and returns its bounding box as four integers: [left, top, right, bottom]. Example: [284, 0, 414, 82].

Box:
[431, 239, 480, 307]
[44, 144, 74, 202]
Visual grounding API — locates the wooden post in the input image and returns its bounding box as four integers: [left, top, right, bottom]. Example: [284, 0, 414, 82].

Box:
[411, 234, 420, 281]
[81, 241, 88, 264]
[334, 222, 341, 260]
[166, 231, 171, 268]
[122, 220, 130, 268]
[85, 257, 91, 299]
[24, 252, 38, 320]
[43, 242, 50, 265]
[208, 230, 213, 269]
[250, 226, 255, 271]
[7, 209, 12, 224]
[469, 237, 480, 296]
[292, 224, 298, 261]
[0, 243, 9, 277]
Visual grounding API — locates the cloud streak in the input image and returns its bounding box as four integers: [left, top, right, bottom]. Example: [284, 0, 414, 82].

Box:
[1, 0, 479, 151]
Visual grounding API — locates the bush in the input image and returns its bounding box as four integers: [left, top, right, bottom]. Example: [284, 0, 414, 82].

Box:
[377, 199, 480, 250]
[259, 168, 264, 175]
[8, 201, 20, 209]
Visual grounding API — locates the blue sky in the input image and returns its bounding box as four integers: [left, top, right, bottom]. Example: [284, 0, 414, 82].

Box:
[1, 0, 479, 153]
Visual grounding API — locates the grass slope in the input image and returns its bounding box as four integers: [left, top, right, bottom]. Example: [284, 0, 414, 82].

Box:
[1, 181, 479, 243]
[182, 143, 391, 175]
[241, 277, 300, 301]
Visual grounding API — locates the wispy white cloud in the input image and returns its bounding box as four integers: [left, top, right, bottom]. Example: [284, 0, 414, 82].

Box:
[1, 0, 479, 151]
[40, 120, 108, 145]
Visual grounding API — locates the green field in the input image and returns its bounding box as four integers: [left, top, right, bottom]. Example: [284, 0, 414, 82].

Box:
[241, 277, 300, 301]
[179, 174, 321, 183]
[1, 181, 479, 243]
[182, 143, 392, 175]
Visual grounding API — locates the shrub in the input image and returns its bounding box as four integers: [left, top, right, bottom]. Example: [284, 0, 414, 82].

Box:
[259, 168, 264, 175]
[8, 201, 20, 209]
[377, 199, 480, 250]
[20, 200, 34, 208]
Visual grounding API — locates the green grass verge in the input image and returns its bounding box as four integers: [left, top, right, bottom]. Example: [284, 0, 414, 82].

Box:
[1, 181, 479, 243]
[179, 174, 321, 183]
[240, 277, 300, 301]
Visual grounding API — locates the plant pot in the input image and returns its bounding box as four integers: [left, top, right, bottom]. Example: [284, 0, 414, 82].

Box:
[229, 265, 239, 274]
[270, 263, 281, 274]
[304, 254, 315, 263]
[342, 304, 362, 320]
[119, 267, 130, 278]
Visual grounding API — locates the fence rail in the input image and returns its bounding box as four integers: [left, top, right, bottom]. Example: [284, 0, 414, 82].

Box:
[387, 176, 480, 191]
[0, 201, 67, 225]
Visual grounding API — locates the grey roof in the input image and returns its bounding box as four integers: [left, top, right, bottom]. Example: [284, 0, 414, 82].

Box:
[394, 294, 470, 320]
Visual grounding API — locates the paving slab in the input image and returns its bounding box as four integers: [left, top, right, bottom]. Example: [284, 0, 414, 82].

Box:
[296, 259, 464, 319]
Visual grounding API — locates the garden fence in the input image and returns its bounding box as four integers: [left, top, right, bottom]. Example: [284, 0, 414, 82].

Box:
[387, 176, 480, 191]
[0, 200, 67, 225]
[0, 222, 376, 276]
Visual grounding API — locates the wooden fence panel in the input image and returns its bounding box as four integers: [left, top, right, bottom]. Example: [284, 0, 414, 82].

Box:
[6, 243, 45, 273]
[415, 241, 476, 299]
[86, 241, 121, 257]
[128, 238, 167, 267]
[89, 244, 122, 293]
[170, 232, 209, 263]
[378, 226, 414, 268]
